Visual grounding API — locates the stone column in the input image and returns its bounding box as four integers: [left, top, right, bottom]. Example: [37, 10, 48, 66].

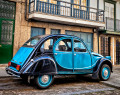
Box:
[13, 2, 22, 55]
[61, 29, 65, 34]
[110, 37, 116, 65]
[45, 27, 51, 35]
[93, 32, 98, 53]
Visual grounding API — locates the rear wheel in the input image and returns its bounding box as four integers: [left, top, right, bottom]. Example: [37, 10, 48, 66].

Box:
[99, 64, 111, 81]
[35, 75, 54, 89]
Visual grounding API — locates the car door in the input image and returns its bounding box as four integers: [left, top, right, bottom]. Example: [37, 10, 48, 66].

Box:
[53, 37, 73, 70]
[73, 38, 92, 73]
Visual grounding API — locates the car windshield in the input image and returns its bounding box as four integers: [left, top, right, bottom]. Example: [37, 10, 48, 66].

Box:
[23, 37, 41, 47]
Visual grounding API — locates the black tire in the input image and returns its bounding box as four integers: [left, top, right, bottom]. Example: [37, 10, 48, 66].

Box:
[34, 75, 54, 89]
[20, 75, 28, 82]
[99, 64, 111, 81]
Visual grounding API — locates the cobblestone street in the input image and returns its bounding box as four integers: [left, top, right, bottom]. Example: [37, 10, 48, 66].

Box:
[0, 75, 120, 95]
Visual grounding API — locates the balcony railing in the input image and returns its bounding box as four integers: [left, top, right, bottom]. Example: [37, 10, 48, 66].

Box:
[105, 17, 114, 31]
[29, 0, 105, 22]
[116, 19, 120, 31]
[106, 17, 120, 32]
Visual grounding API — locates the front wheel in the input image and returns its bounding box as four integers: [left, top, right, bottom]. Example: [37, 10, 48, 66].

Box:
[35, 75, 54, 89]
[99, 64, 111, 81]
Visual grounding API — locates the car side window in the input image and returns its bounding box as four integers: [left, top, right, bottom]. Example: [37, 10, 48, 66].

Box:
[55, 39, 72, 52]
[41, 38, 54, 51]
[74, 39, 87, 52]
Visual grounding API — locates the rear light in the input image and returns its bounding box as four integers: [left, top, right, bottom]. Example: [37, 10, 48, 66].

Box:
[16, 65, 21, 71]
[8, 62, 11, 66]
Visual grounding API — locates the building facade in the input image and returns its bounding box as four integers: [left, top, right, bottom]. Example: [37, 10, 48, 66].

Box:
[0, 0, 119, 65]
[98, 0, 120, 65]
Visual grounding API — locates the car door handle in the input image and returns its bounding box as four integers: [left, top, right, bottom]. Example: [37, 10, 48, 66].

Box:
[55, 53, 57, 55]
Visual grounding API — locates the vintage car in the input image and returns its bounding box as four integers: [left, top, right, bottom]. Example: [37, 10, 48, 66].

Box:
[6, 34, 112, 89]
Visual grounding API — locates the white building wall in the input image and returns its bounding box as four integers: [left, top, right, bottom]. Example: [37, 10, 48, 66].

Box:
[116, 2, 120, 20]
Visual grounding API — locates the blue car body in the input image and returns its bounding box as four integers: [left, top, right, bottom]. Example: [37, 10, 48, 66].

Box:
[6, 34, 113, 79]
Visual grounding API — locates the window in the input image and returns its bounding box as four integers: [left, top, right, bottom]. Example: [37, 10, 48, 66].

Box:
[74, 40, 86, 52]
[74, 0, 87, 10]
[81, 0, 86, 10]
[24, 37, 41, 47]
[31, 27, 45, 37]
[100, 37, 110, 56]
[40, 0, 47, 2]
[39, 0, 57, 4]
[74, 0, 80, 9]
[66, 31, 93, 51]
[51, 29, 60, 34]
[55, 39, 72, 52]
[0, 0, 15, 19]
[41, 38, 54, 51]
[105, 6, 109, 17]
[49, 0, 57, 4]
[105, 2, 114, 18]
[111, 7, 114, 18]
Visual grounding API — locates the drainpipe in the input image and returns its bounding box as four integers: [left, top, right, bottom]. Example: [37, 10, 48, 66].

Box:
[113, 37, 114, 65]
[97, 28, 99, 53]
[25, 0, 27, 21]
[97, 0, 99, 53]
[96, 0, 99, 21]
[97, 0, 99, 11]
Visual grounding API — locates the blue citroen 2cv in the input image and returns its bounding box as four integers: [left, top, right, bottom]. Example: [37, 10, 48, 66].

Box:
[6, 34, 112, 89]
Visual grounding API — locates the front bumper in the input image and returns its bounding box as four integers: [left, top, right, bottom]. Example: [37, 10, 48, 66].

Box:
[6, 67, 20, 77]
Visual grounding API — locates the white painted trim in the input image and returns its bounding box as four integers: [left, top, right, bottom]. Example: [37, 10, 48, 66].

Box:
[29, 13, 105, 27]
[34, 0, 37, 11]
[113, 37, 114, 65]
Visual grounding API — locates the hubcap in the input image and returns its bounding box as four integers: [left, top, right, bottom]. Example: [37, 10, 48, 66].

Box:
[104, 70, 108, 77]
[102, 67, 110, 79]
[41, 75, 49, 83]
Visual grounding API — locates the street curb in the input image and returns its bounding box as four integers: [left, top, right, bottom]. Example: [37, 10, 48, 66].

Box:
[0, 64, 7, 67]
[0, 76, 13, 78]
[100, 81, 120, 90]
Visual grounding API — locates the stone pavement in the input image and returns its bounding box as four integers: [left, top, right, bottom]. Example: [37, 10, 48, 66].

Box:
[101, 65, 120, 89]
[0, 64, 10, 77]
[0, 64, 120, 89]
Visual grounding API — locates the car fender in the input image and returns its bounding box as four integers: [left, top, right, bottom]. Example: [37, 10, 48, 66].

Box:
[22, 56, 57, 75]
[92, 58, 113, 79]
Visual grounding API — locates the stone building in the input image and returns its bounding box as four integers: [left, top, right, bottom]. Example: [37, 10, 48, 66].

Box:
[98, 0, 120, 65]
[0, 0, 119, 65]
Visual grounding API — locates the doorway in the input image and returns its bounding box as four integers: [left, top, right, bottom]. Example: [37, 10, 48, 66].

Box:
[0, 0, 15, 64]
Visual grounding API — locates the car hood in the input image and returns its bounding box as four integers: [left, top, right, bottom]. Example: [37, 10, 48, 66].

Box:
[11, 47, 34, 66]
[91, 52, 103, 57]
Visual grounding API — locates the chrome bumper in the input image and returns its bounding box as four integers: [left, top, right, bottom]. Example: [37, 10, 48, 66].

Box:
[6, 67, 20, 77]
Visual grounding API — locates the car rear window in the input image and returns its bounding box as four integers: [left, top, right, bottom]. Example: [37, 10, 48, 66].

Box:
[23, 37, 41, 47]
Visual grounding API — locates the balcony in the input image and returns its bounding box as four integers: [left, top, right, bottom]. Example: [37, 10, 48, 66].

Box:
[105, 17, 120, 32]
[28, 0, 105, 27]
[116, 19, 120, 32]
[105, 17, 114, 31]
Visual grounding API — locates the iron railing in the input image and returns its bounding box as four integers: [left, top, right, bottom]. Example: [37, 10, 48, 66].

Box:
[105, 17, 114, 31]
[116, 19, 120, 31]
[105, 17, 120, 32]
[29, 0, 105, 22]
[100, 36, 110, 57]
